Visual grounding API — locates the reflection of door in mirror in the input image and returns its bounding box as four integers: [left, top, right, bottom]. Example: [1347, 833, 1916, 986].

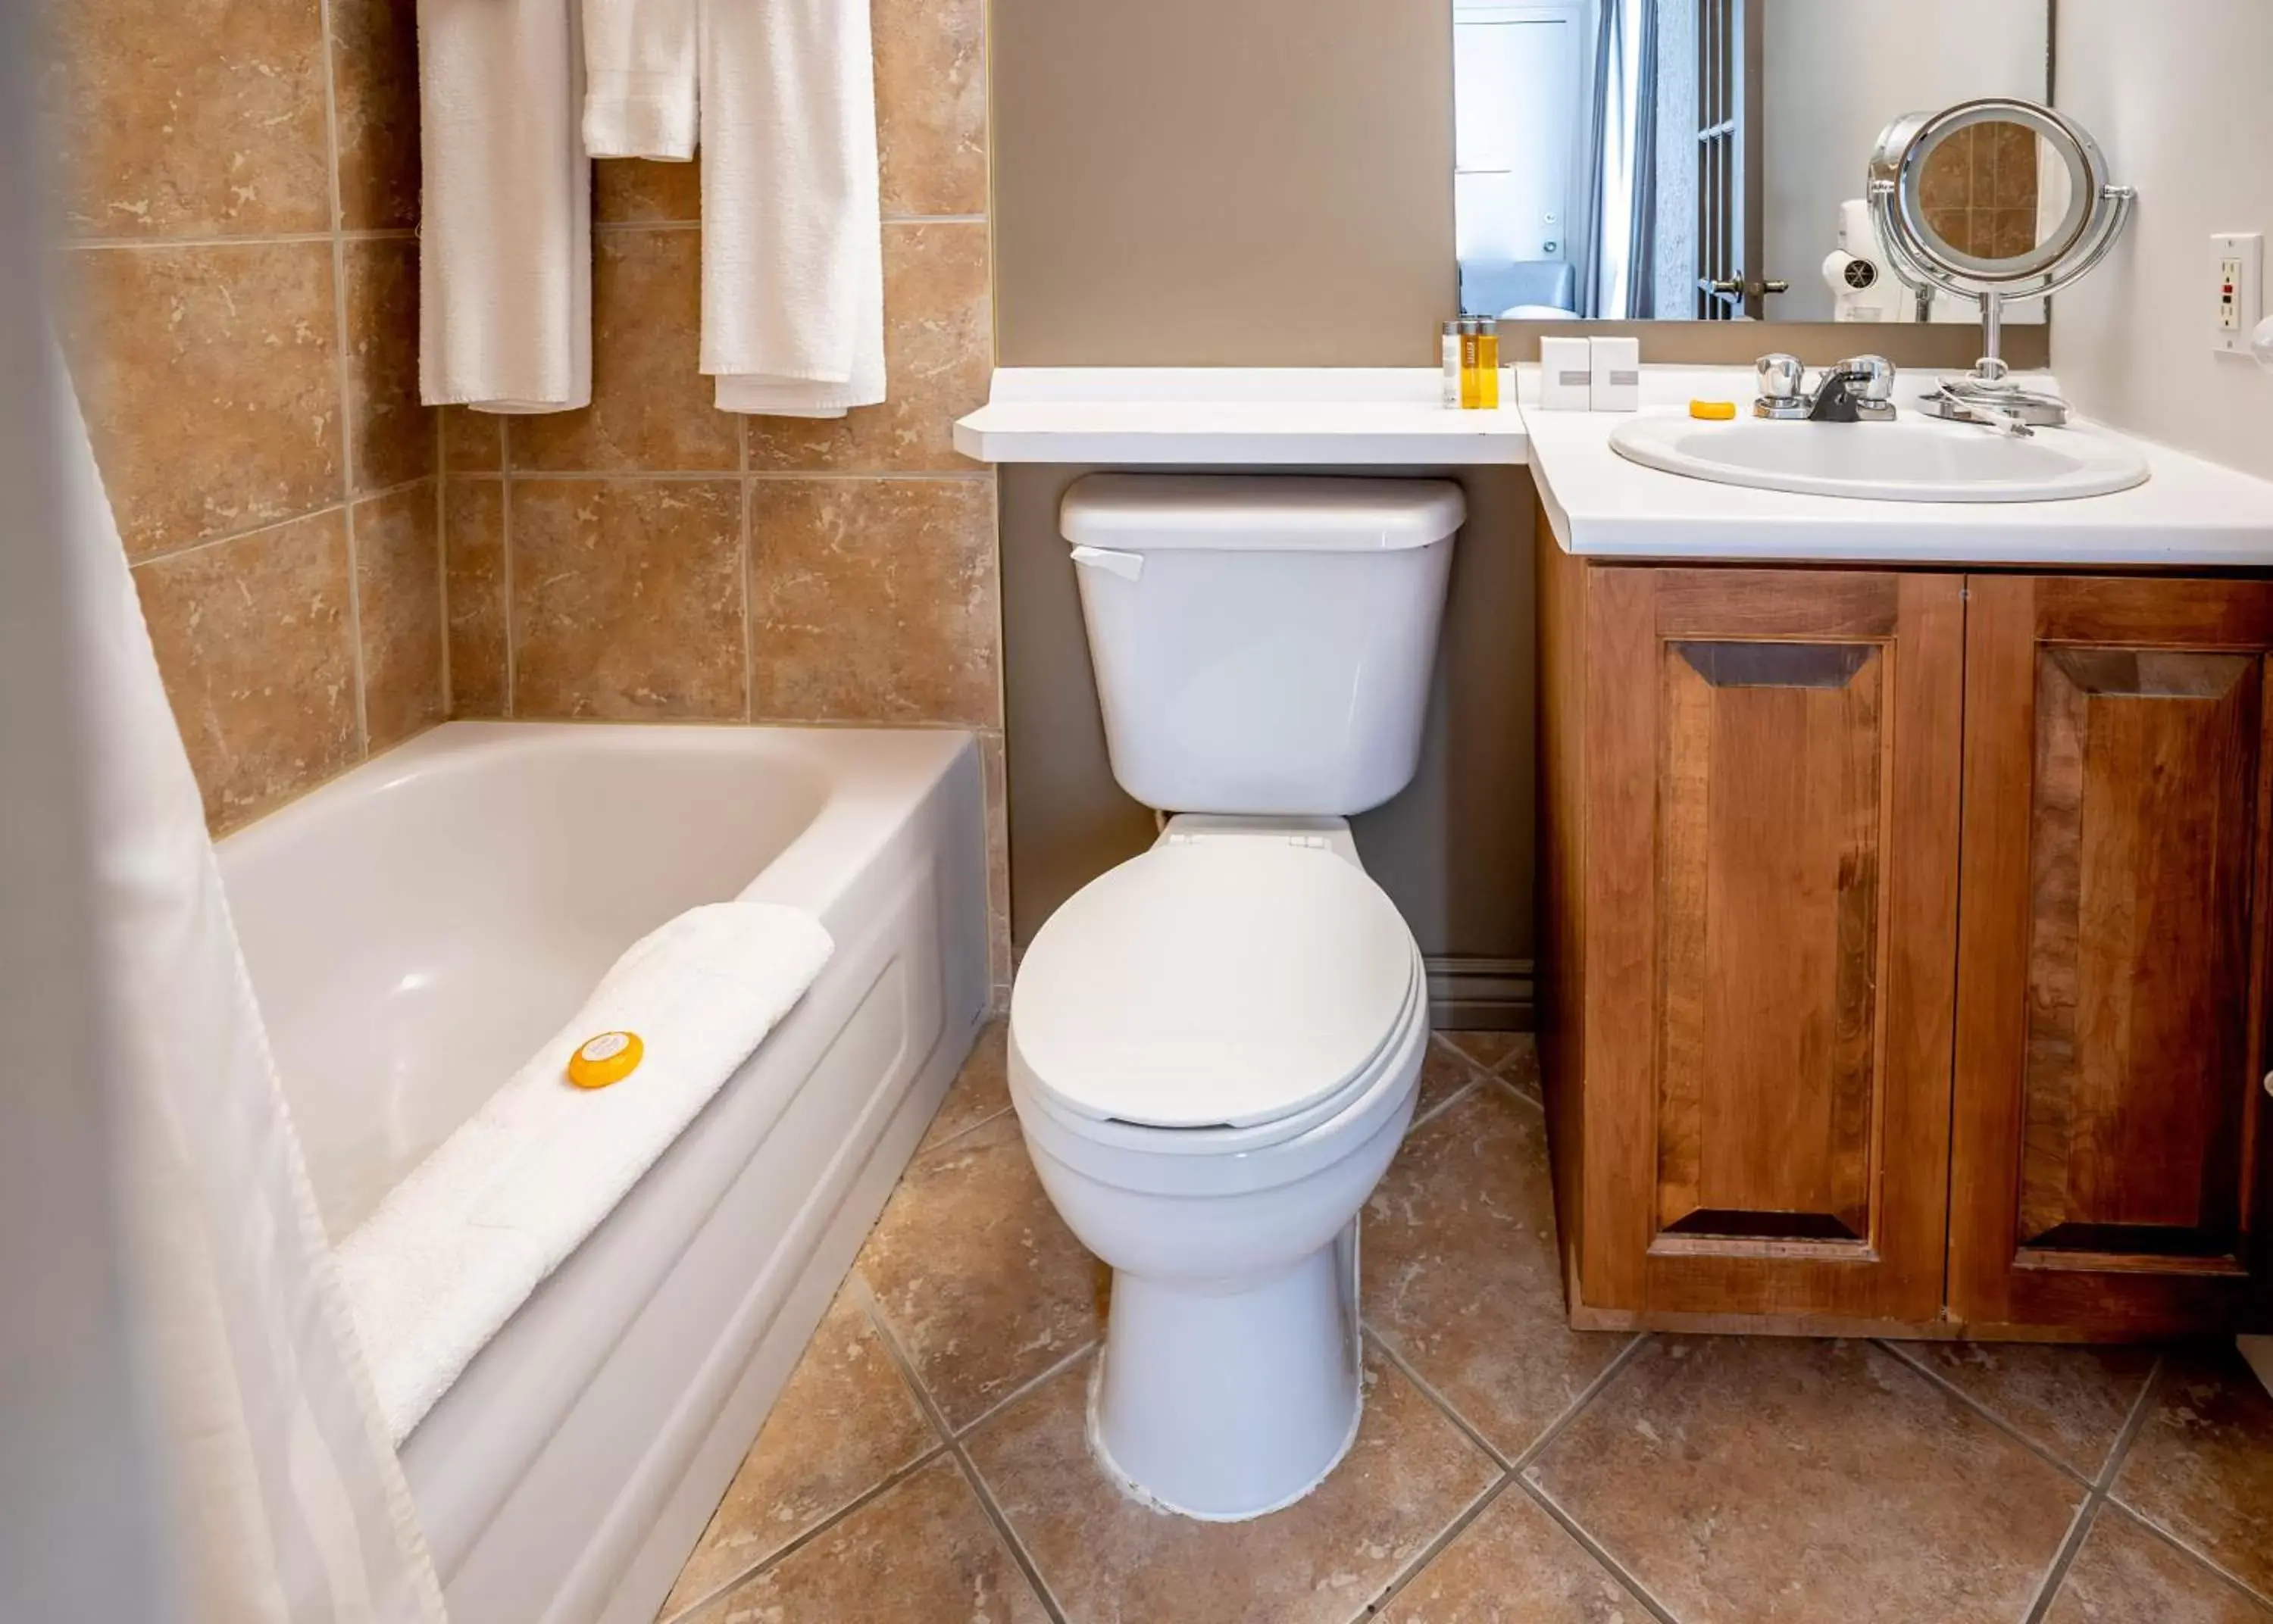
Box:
[1455, 5, 1588, 320]
[1694, 0, 1763, 319]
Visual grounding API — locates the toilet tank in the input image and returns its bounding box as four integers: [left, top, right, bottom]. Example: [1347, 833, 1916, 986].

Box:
[1061, 473, 1464, 817]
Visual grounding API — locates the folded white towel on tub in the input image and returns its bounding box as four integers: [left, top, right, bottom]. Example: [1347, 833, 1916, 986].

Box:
[337, 902, 833, 1443]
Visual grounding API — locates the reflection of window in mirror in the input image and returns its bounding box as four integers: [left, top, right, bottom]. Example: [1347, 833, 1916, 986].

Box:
[1452, 0, 2053, 326]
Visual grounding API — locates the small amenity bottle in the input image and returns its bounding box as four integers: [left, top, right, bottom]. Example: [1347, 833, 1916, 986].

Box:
[1459, 317, 1482, 409]
[1441, 319, 1463, 408]
[1476, 317, 1502, 409]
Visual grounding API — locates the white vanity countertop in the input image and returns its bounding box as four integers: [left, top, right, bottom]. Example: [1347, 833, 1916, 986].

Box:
[952, 367, 1529, 466]
[1524, 365, 2273, 568]
[953, 364, 2273, 569]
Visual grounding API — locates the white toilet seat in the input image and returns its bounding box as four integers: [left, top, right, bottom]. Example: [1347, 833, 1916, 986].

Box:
[1011, 839, 1420, 1137]
[1013, 948, 1424, 1160]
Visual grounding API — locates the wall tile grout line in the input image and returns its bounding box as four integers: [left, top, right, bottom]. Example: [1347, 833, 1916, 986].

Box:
[584, 214, 988, 233]
[471, 468, 991, 483]
[313, 0, 369, 758]
[60, 227, 422, 251]
[737, 399, 755, 721]
[500, 420, 517, 717]
[846, 1274, 1072, 1624]
[123, 476, 438, 572]
[434, 414, 451, 716]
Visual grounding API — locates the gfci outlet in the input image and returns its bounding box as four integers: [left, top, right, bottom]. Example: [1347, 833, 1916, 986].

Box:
[2214, 233, 2263, 354]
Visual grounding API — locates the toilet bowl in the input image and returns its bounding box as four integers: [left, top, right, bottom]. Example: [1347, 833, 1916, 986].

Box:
[1011, 472, 1464, 1519]
[1009, 822, 1429, 1519]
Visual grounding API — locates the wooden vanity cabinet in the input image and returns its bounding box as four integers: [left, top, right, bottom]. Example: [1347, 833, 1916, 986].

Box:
[1948, 576, 2273, 1338]
[1538, 538, 2273, 1341]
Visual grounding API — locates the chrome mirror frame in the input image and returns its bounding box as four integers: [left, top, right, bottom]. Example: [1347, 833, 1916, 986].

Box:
[1868, 98, 2134, 429]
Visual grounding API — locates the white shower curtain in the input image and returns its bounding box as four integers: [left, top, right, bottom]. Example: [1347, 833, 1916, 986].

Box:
[48, 342, 447, 1624]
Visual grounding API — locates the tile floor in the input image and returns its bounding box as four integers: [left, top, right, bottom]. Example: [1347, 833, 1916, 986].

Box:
[658, 1026, 2273, 1624]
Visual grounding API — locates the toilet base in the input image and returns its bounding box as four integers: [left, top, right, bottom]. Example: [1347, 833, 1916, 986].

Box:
[1085, 1221, 1363, 1522]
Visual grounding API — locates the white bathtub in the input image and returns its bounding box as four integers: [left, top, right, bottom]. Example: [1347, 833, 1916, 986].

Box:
[218, 721, 990, 1624]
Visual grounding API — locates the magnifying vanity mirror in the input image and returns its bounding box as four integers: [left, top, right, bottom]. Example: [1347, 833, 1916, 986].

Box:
[1451, 0, 2056, 325]
[1871, 98, 2134, 427]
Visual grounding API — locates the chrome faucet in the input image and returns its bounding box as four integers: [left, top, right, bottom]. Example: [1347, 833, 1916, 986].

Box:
[1753, 354, 1898, 422]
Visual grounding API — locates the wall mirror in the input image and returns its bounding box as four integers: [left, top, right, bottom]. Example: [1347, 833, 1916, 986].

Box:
[1451, 0, 2053, 323]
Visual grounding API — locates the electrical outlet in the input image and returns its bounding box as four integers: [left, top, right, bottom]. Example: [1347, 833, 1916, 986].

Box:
[2214, 233, 2263, 354]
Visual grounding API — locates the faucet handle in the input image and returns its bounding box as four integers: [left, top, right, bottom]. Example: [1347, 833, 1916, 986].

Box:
[1839, 354, 1897, 403]
[1756, 352, 1806, 402]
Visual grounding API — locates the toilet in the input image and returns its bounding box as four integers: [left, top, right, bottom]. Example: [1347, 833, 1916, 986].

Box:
[1008, 473, 1464, 1521]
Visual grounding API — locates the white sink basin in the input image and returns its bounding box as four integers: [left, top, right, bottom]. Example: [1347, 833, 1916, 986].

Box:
[1609, 414, 2152, 502]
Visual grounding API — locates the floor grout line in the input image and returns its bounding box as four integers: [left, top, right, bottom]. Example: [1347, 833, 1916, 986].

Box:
[1871, 1338, 2101, 1490]
[2021, 1495, 2102, 1624]
[653, 1439, 954, 1624]
[1406, 1077, 1479, 1135]
[2083, 1356, 2273, 1610]
[911, 1101, 1016, 1162]
[1363, 1326, 1512, 1471]
[1358, 1470, 1515, 1619]
[1359, 1327, 1658, 1617]
[2096, 1352, 2165, 1494]
[1518, 1477, 1687, 1624]
[1508, 1332, 1653, 1475]
[947, 1336, 1099, 1443]
[849, 1275, 1072, 1624]
[2090, 1498, 2273, 1613]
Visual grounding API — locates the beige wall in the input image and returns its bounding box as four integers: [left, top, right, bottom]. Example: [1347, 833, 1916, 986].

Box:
[54, 0, 442, 833]
[990, 0, 1458, 367]
[2052, 0, 2273, 479]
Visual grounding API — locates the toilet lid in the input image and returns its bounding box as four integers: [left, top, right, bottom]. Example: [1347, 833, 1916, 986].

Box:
[1011, 840, 1418, 1129]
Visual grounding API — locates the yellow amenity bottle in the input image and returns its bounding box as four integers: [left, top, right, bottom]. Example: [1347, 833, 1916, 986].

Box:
[1476, 317, 1501, 409]
[1459, 317, 1481, 409]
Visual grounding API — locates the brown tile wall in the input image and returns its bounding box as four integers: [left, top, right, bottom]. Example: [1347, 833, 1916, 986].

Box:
[439, 0, 1007, 995]
[52, 0, 443, 832]
[1920, 123, 2043, 262]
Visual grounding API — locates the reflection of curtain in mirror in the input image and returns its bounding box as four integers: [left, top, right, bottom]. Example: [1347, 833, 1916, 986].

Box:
[1573, 0, 1659, 318]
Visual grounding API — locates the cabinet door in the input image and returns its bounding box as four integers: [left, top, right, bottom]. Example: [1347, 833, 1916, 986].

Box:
[1583, 568, 1965, 1325]
[1951, 576, 2273, 1337]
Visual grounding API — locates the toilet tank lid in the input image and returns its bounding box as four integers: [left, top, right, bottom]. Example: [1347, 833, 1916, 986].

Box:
[1060, 473, 1466, 553]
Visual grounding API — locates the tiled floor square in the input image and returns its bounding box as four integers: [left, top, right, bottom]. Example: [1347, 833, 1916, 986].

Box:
[1525, 1336, 2084, 1624]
